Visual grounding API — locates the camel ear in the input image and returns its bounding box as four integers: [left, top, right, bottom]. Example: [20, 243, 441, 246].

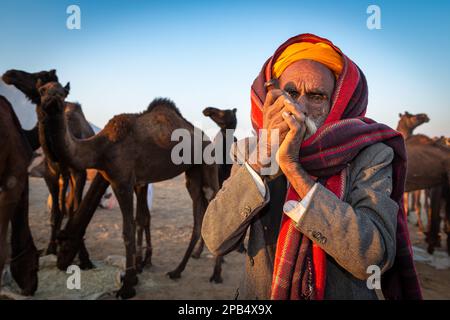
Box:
[49, 69, 56, 77]
[232, 108, 237, 114]
[64, 82, 70, 96]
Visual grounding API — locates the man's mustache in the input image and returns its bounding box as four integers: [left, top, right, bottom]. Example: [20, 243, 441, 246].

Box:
[304, 116, 318, 137]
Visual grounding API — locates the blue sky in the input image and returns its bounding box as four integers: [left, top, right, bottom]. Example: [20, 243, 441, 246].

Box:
[0, 0, 449, 138]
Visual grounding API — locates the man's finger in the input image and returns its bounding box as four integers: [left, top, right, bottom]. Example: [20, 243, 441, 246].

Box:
[283, 101, 306, 124]
[263, 89, 285, 108]
[282, 111, 307, 143]
[266, 94, 291, 119]
[282, 111, 301, 132]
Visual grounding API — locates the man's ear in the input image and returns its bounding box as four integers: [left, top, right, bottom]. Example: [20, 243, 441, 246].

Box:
[64, 82, 71, 97]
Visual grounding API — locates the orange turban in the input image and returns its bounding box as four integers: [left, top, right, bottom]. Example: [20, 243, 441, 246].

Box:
[272, 42, 344, 79]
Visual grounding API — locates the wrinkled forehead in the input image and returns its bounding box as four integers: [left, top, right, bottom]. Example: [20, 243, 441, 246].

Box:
[278, 60, 335, 92]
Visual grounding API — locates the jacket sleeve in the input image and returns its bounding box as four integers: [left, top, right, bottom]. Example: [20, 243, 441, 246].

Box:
[202, 164, 270, 256]
[295, 143, 399, 280]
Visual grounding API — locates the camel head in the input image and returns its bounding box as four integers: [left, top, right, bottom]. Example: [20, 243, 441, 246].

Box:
[398, 111, 430, 132]
[203, 107, 237, 130]
[2, 69, 59, 104]
[36, 80, 70, 115]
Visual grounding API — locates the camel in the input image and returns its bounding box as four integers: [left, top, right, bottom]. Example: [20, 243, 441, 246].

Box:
[194, 106, 246, 283]
[397, 112, 450, 255]
[396, 111, 430, 230]
[435, 136, 450, 148]
[2, 69, 94, 267]
[0, 96, 39, 295]
[396, 111, 429, 140]
[36, 81, 219, 299]
[203, 107, 237, 186]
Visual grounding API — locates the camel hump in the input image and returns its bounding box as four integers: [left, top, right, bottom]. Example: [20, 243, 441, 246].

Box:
[407, 134, 435, 144]
[0, 95, 23, 132]
[146, 98, 182, 117]
[102, 114, 137, 143]
[64, 101, 83, 112]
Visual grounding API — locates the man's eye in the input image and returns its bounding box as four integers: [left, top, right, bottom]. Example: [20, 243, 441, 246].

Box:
[308, 93, 326, 103]
[286, 90, 299, 99]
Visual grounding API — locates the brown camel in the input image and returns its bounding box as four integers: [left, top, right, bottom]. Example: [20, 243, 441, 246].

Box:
[0, 96, 39, 295]
[2, 69, 94, 267]
[397, 112, 450, 254]
[396, 111, 430, 231]
[37, 81, 219, 299]
[396, 111, 429, 139]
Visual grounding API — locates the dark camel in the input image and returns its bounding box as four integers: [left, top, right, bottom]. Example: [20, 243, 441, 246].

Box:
[0, 96, 39, 295]
[2, 69, 94, 267]
[195, 106, 246, 283]
[203, 107, 237, 186]
[397, 112, 450, 254]
[37, 81, 219, 299]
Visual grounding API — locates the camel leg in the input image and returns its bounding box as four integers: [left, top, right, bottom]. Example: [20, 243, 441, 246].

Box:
[72, 170, 87, 215]
[192, 238, 205, 259]
[56, 174, 110, 271]
[59, 173, 69, 218]
[0, 208, 11, 290]
[404, 193, 410, 216]
[66, 175, 76, 218]
[236, 241, 247, 253]
[443, 182, 450, 256]
[424, 189, 431, 231]
[135, 184, 152, 273]
[113, 183, 138, 299]
[426, 186, 442, 254]
[209, 255, 224, 283]
[414, 190, 425, 232]
[209, 241, 245, 284]
[76, 241, 94, 270]
[10, 183, 39, 295]
[67, 170, 94, 269]
[44, 167, 62, 255]
[167, 168, 206, 279]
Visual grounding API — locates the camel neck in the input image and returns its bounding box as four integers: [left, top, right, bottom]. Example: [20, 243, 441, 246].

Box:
[396, 123, 412, 139]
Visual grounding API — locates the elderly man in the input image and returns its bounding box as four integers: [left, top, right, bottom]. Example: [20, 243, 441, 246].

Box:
[202, 34, 422, 300]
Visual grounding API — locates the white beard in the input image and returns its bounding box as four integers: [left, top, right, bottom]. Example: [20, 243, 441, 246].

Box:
[304, 116, 318, 139]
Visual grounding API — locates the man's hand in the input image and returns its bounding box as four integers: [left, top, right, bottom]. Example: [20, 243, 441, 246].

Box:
[276, 100, 307, 171]
[276, 102, 316, 199]
[248, 87, 292, 176]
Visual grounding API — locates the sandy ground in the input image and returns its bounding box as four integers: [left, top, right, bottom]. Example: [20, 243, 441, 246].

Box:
[3, 176, 449, 299]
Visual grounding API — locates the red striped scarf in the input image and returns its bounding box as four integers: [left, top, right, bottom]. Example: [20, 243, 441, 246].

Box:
[250, 34, 422, 300]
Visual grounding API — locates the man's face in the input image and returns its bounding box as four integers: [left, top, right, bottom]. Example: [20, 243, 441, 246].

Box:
[278, 59, 335, 135]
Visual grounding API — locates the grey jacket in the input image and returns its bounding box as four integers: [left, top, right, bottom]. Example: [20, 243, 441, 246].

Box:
[201, 142, 398, 300]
